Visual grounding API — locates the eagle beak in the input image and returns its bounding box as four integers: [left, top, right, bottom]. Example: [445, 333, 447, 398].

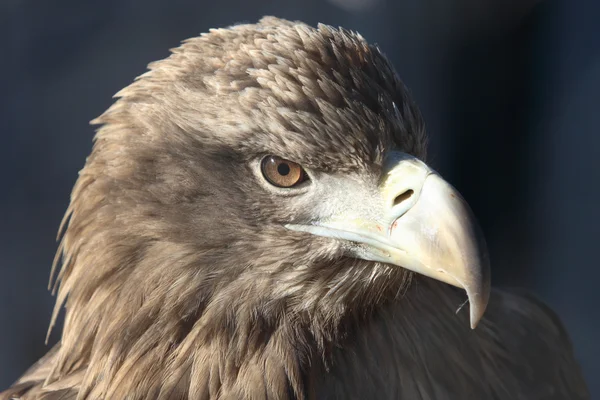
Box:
[286, 152, 491, 328]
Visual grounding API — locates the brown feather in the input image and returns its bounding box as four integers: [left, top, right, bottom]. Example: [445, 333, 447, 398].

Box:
[1, 16, 588, 400]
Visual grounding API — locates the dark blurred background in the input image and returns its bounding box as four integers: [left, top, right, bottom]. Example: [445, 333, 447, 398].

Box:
[1, 0, 599, 395]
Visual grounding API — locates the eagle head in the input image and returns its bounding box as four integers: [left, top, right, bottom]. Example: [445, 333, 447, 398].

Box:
[47, 16, 490, 398]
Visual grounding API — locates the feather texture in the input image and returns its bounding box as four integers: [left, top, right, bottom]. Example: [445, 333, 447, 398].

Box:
[1, 17, 588, 400]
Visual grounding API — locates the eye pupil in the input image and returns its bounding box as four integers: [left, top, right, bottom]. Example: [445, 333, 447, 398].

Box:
[261, 156, 308, 188]
[277, 163, 291, 176]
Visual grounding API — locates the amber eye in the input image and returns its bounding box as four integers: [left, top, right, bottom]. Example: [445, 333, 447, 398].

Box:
[261, 156, 308, 188]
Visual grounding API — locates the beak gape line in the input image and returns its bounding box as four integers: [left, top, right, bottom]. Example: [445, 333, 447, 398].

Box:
[287, 152, 491, 328]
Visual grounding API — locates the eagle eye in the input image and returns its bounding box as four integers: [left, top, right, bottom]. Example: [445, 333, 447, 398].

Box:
[261, 156, 308, 188]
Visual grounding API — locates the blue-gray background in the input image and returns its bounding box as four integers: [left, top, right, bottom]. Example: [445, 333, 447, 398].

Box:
[1, 0, 599, 396]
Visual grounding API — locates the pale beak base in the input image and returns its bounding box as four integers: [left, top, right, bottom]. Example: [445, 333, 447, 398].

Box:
[286, 152, 491, 328]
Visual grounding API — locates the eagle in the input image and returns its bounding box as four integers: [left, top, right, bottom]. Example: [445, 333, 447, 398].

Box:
[2, 17, 589, 400]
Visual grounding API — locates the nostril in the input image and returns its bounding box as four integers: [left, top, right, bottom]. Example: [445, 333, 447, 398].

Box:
[393, 189, 414, 207]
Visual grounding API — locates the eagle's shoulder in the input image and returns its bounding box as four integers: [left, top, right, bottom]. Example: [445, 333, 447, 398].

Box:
[0, 344, 78, 400]
[481, 288, 590, 399]
[490, 289, 572, 344]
